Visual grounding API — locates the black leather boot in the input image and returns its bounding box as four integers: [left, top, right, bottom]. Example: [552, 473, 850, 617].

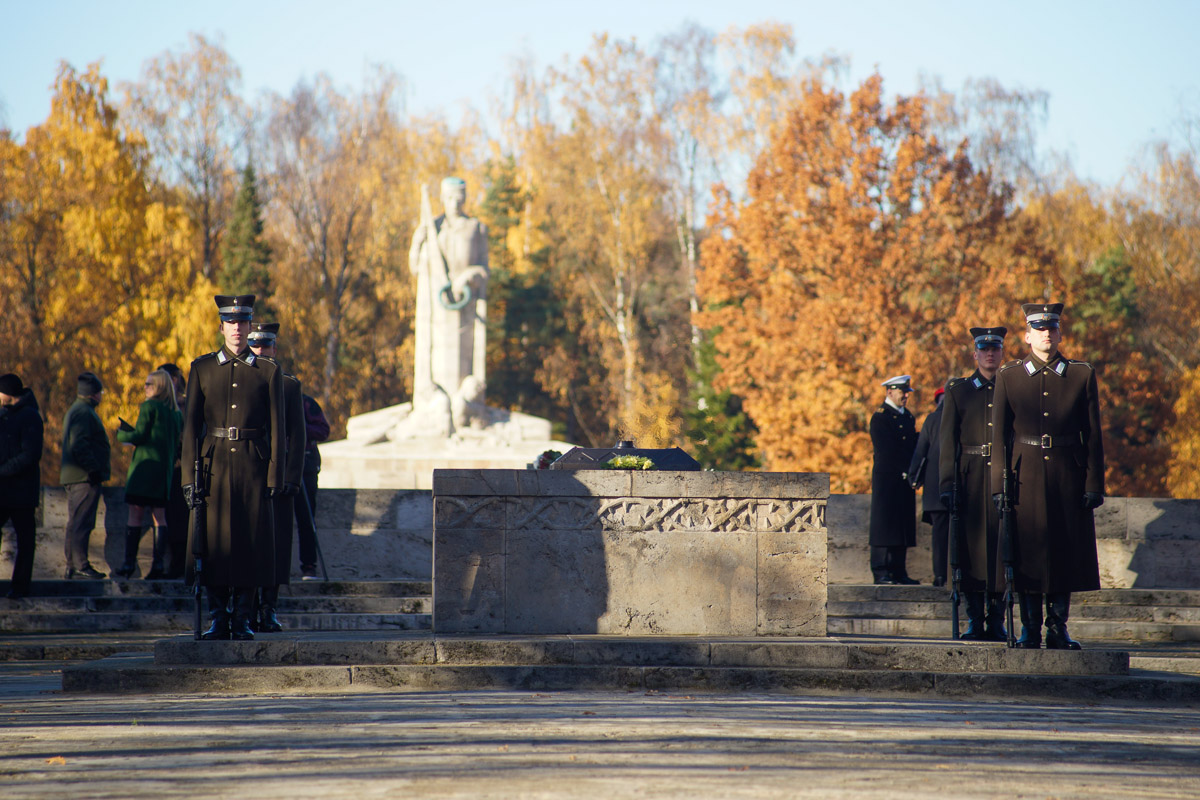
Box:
[1016, 592, 1043, 649]
[258, 586, 283, 633]
[144, 525, 168, 580]
[201, 587, 232, 640]
[230, 590, 256, 640]
[984, 592, 1009, 642]
[114, 525, 142, 578]
[959, 591, 987, 640]
[1045, 592, 1082, 650]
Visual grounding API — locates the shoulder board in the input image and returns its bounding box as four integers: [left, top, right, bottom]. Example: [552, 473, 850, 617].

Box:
[284, 373, 301, 384]
[191, 352, 217, 365]
[946, 377, 967, 388]
[877, 405, 887, 413]
[1067, 359, 1094, 370]
[997, 361, 1022, 372]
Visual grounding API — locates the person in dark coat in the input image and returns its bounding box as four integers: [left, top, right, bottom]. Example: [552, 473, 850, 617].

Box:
[247, 322, 305, 632]
[114, 369, 183, 579]
[182, 295, 287, 640]
[0, 374, 44, 599]
[297, 393, 330, 579]
[60, 371, 110, 579]
[991, 303, 1104, 650]
[869, 375, 919, 585]
[939, 327, 1009, 641]
[908, 386, 947, 586]
[158, 363, 189, 578]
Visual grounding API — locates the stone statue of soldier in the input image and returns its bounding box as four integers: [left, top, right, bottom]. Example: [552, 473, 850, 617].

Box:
[405, 176, 489, 436]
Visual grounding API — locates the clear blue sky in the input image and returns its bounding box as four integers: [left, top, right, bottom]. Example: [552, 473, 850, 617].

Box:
[2, 0, 1197, 187]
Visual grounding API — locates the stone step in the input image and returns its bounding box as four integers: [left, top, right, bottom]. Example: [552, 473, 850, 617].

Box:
[0, 612, 431, 634]
[0, 596, 431, 614]
[0, 579, 432, 597]
[827, 616, 1199, 642]
[64, 635, 1200, 704]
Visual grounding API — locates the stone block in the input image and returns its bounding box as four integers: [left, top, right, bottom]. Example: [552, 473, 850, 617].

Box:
[1129, 498, 1200, 540]
[435, 638, 573, 665]
[432, 469, 532, 497]
[1093, 497, 1128, 540]
[508, 496, 602, 531]
[435, 496, 506, 530]
[433, 529, 505, 633]
[709, 641, 848, 669]
[756, 531, 827, 636]
[292, 639, 436, 665]
[571, 638, 711, 666]
[536, 470, 631, 498]
[502, 528, 610, 634]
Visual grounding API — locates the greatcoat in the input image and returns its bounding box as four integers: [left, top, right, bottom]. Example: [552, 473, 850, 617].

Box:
[990, 352, 1104, 593]
[869, 402, 917, 547]
[182, 346, 284, 588]
[939, 370, 1002, 589]
[271, 370, 306, 585]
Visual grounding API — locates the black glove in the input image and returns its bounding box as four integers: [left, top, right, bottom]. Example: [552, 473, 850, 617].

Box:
[993, 493, 1004, 512]
[87, 470, 103, 485]
[282, 482, 300, 497]
[1082, 491, 1104, 510]
[182, 483, 206, 509]
[940, 490, 956, 510]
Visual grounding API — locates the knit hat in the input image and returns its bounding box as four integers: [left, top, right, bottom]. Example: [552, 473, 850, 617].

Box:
[0, 373, 23, 396]
[77, 371, 103, 396]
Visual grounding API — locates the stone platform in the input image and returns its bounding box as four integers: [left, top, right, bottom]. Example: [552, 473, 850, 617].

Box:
[61, 632, 1200, 705]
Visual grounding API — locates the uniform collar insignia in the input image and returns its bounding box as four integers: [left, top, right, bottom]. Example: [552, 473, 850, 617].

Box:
[217, 350, 229, 365]
[1023, 360, 1036, 375]
[972, 376, 983, 388]
[245, 352, 257, 366]
[1052, 359, 1066, 376]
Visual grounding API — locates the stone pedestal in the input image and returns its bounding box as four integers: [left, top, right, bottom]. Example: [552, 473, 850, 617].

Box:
[432, 470, 829, 636]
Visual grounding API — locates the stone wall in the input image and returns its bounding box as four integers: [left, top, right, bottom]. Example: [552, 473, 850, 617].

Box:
[432, 470, 829, 636]
[829, 494, 1200, 588]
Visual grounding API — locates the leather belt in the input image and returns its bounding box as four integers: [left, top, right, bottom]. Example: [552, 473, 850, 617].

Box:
[211, 427, 264, 441]
[961, 444, 991, 457]
[1016, 433, 1080, 449]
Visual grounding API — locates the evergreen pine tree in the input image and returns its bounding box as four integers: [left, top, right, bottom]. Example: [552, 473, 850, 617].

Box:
[684, 332, 761, 471]
[219, 163, 274, 317]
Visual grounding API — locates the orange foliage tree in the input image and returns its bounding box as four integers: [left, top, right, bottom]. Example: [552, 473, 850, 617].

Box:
[696, 73, 1052, 492]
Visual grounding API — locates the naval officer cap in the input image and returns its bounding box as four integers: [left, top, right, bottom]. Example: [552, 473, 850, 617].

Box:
[969, 326, 1008, 349]
[248, 321, 280, 346]
[881, 375, 913, 392]
[1022, 302, 1063, 330]
[215, 294, 256, 322]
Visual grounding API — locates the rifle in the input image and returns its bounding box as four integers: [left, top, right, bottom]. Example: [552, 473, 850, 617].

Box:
[295, 478, 329, 582]
[188, 450, 208, 640]
[948, 446, 963, 640]
[999, 446, 1017, 648]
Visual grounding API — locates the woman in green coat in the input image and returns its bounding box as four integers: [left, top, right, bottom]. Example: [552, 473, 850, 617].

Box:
[115, 370, 183, 578]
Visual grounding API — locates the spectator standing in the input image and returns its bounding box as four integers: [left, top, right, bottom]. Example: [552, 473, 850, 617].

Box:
[0, 374, 44, 599]
[60, 371, 110, 579]
[114, 370, 183, 579]
[157, 363, 189, 578]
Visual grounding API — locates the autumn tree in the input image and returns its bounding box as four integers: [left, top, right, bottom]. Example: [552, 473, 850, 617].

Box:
[0, 62, 204, 482]
[697, 73, 1050, 492]
[121, 33, 247, 278]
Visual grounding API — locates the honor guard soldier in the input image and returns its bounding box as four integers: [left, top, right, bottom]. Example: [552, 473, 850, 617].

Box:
[247, 322, 305, 632]
[869, 375, 919, 585]
[182, 295, 286, 640]
[939, 327, 1009, 640]
[908, 386, 947, 586]
[991, 303, 1104, 649]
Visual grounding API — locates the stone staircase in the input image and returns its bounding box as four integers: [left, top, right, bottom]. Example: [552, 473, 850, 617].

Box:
[829, 585, 1200, 642]
[0, 579, 432, 635]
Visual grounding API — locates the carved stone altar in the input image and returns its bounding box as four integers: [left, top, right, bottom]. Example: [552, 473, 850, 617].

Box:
[433, 469, 829, 636]
[318, 177, 572, 489]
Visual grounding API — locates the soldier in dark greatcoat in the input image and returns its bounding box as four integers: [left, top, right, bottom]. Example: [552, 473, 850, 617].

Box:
[908, 386, 947, 586]
[247, 322, 305, 632]
[182, 295, 285, 640]
[869, 375, 919, 585]
[939, 327, 1009, 641]
[991, 303, 1104, 649]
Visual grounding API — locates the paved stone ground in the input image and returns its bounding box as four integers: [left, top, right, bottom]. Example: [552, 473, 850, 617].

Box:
[3, 661, 1200, 799]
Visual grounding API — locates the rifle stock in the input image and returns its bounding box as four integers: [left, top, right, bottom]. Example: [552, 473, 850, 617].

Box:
[948, 447, 963, 640]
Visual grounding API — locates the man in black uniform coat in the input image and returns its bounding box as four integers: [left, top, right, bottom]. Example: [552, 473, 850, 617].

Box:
[991, 303, 1104, 649]
[182, 295, 286, 640]
[869, 375, 919, 585]
[247, 322, 305, 632]
[0, 373, 44, 599]
[939, 327, 1009, 641]
[908, 386, 947, 586]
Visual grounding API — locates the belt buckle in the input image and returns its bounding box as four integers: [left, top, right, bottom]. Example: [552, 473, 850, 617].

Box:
[227, 426, 240, 441]
[981, 443, 991, 458]
[1040, 434, 1052, 449]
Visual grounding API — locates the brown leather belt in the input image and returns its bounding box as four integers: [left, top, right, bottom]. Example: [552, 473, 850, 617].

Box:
[211, 427, 264, 441]
[961, 444, 991, 457]
[1016, 433, 1080, 449]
